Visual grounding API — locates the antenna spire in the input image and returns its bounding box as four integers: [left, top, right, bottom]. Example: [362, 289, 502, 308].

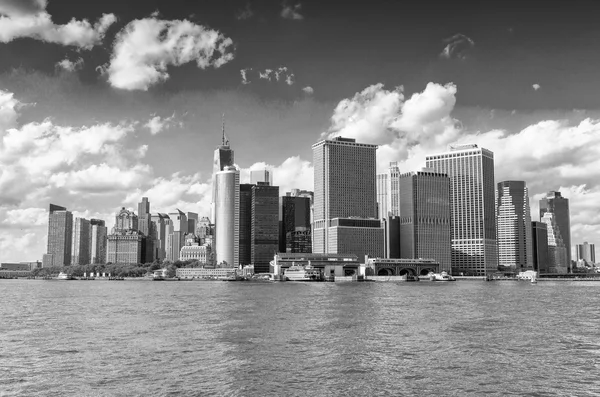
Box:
[221, 113, 225, 145]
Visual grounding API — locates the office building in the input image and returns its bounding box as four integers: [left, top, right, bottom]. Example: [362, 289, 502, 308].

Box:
[576, 242, 595, 264]
[540, 191, 571, 270]
[151, 213, 169, 261]
[376, 162, 401, 219]
[71, 217, 91, 265]
[541, 212, 568, 272]
[107, 208, 143, 264]
[312, 137, 384, 261]
[90, 219, 107, 264]
[250, 169, 272, 185]
[187, 212, 198, 234]
[425, 144, 498, 276]
[215, 166, 240, 267]
[531, 221, 549, 273]
[251, 183, 280, 273]
[46, 204, 73, 267]
[239, 184, 253, 266]
[211, 116, 235, 222]
[398, 169, 452, 273]
[281, 191, 312, 253]
[137, 197, 154, 263]
[496, 181, 534, 271]
[167, 209, 187, 262]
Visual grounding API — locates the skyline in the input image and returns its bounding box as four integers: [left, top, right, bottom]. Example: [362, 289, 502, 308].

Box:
[1, 0, 600, 262]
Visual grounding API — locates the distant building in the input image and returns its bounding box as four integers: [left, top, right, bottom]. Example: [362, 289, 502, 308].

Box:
[46, 204, 73, 267]
[576, 242, 595, 264]
[138, 197, 154, 263]
[376, 162, 401, 219]
[496, 181, 534, 271]
[90, 219, 107, 264]
[426, 144, 498, 276]
[281, 191, 312, 253]
[239, 184, 253, 266]
[312, 137, 384, 262]
[251, 182, 280, 273]
[1, 262, 40, 271]
[532, 221, 549, 273]
[151, 213, 169, 261]
[215, 166, 240, 267]
[540, 191, 571, 270]
[250, 169, 272, 185]
[211, 116, 235, 222]
[541, 212, 568, 273]
[107, 208, 143, 265]
[167, 209, 187, 262]
[71, 217, 91, 265]
[187, 212, 198, 234]
[398, 169, 452, 273]
[179, 233, 212, 264]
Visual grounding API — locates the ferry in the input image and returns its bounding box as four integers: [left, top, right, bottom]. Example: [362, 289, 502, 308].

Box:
[57, 272, 75, 280]
[429, 271, 456, 282]
[284, 264, 322, 281]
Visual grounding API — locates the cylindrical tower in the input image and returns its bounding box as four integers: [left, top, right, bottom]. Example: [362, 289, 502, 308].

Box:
[215, 166, 240, 267]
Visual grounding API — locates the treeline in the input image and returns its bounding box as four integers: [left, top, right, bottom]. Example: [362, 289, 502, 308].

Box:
[31, 260, 207, 278]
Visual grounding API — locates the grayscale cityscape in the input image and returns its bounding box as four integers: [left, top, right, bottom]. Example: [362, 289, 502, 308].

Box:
[1, 0, 599, 395]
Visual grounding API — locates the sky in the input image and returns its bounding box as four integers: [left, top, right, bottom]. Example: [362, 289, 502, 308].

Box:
[1, 0, 600, 262]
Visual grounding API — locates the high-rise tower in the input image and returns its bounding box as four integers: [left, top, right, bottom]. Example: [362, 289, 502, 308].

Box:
[215, 166, 240, 267]
[312, 137, 384, 261]
[540, 191, 571, 270]
[90, 219, 107, 264]
[46, 204, 73, 267]
[72, 217, 91, 265]
[496, 181, 534, 271]
[211, 114, 235, 222]
[426, 144, 498, 276]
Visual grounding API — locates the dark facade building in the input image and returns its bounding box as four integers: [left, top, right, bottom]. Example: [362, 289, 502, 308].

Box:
[531, 221, 549, 273]
[398, 170, 452, 273]
[386, 216, 400, 259]
[239, 184, 253, 266]
[539, 191, 571, 271]
[251, 183, 279, 273]
[137, 197, 154, 263]
[46, 204, 73, 267]
[281, 192, 312, 253]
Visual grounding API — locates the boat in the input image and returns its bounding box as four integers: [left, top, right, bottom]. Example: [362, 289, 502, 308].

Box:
[284, 264, 322, 281]
[57, 272, 75, 280]
[429, 271, 456, 281]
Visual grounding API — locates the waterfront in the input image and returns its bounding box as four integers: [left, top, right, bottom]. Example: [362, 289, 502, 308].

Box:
[1, 280, 599, 396]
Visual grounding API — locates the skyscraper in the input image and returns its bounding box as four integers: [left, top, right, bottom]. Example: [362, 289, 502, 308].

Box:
[239, 184, 253, 266]
[137, 197, 154, 263]
[541, 212, 568, 272]
[186, 212, 198, 234]
[90, 219, 107, 264]
[167, 209, 187, 262]
[496, 181, 534, 271]
[72, 217, 91, 265]
[426, 144, 498, 276]
[376, 162, 401, 219]
[540, 191, 572, 270]
[398, 169, 452, 273]
[215, 166, 240, 267]
[576, 242, 596, 264]
[107, 208, 143, 264]
[46, 204, 73, 267]
[211, 115, 234, 222]
[251, 182, 280, 273]
[250, 169, 272, 185]
[312, 137, 384, 261]
[531, 221, 549, 273]
[151, 213, 169, 261]
[281, 191, 312, 253]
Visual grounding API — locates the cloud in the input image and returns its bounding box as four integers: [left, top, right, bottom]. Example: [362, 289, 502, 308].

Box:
[0, 90, 22, 131]
[533, 83, 541, 91]
[240, 68, 251, 84]
[55, 57, 84, 72]
[440, 33, 475, 60]
[281, 2, 304, 20]
[236, 3, 254, 20]
[0, 207, 47, 227]
[255, 66, 295, 85]
[49, 163, 152, 194]
[302, 86, 314, 95]
[0, 3, 116, 50]
[107, 17, 235, 91]
[144, 113, 179, 135]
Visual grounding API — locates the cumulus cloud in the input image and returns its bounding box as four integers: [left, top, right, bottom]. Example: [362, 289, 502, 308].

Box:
[0, 2, 116, 50]
[240, 68, 251, 84]
[440, 33, 475, 60]
[0, 90, 22, 131]
[533, 83, 541, 91]
[253, 66, 295, 85]
[302, 86, 314, 94]
[236, 3, 254, 20]
[281, 2, 304, 20]
[107, 17, 235, 91]
[55, 57, 84, 72]
[144, 113, 179, 135]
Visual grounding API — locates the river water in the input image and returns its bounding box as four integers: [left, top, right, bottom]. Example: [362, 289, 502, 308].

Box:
[1, 279, 599, 396]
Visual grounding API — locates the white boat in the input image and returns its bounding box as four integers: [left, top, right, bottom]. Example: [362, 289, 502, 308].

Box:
[284, 264, 322, 281]
[429, 271, 456, 281]
[57, 272, 75, 280]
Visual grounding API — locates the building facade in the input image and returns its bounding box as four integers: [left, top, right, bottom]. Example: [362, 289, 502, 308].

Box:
[541, 212, 568, 273]
[211, 119, 234, 222]
[239, 183, 253, 266]
[398, 169, 452, 273]
[151, 213, 169, 261]
[251, 183, 280, 273]
[532, 221, 549, 273]
[576, 242, 596, 264]
[46, 204, 73, 267]
[312, 137, 384, 262]
[167, 209, 187, 262]
[107, 208, 143, 265]
[281, 192, 312, 253]
[425, 144, 498, 276]
[496, 181, 534, 271]
[540, 191, 571, 270]
[215, 166, 240, 267]
[90, 219, 107, 264]
[376, 161, 401, 219]
[72, 217, 91, 265]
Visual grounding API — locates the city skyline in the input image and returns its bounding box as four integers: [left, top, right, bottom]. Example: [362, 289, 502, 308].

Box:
[2, 0, 600, 262]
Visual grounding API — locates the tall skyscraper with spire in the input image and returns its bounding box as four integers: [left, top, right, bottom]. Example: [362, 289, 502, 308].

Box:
[211, 114, 235, 222]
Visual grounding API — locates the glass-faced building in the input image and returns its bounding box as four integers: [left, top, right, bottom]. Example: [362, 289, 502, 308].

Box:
[539, 191, 571, 270]
[281, 192, 312, 253]
[312, 137, 384, 262]
[46, 204, 73, 267]
[398, 169, 452, 273]
[425, 144, 497, 276]
[251, 183, 279, 273]
[496, 181, 533, 271]
[531, 221, 549, 273]
[215, 166, 240, 267]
